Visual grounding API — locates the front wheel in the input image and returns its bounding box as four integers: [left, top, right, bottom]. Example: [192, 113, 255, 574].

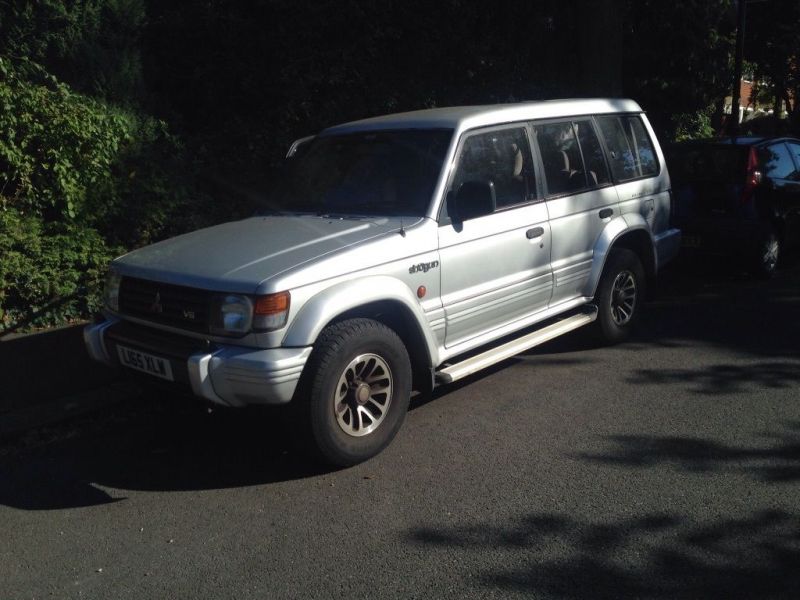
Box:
[293, 318, 412, 467]
[593, 248, 645, 344]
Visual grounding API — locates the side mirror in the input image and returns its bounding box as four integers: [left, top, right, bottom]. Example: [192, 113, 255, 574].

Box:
[452, 180, 496, 222]
[286, 135, 315, 159]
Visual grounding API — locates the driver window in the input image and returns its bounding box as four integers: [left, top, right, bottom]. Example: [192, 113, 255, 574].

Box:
[450, 127, 535, 210]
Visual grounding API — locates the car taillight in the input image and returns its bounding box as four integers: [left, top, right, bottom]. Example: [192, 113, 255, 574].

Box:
[741, 147, 762, 204]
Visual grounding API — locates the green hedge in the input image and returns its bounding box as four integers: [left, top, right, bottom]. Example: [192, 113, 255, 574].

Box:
[0, 209, 117, 329]
[0, 57, 196, 331]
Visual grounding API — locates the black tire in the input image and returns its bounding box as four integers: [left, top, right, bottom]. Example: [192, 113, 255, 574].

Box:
[593, 248, 646, 344]
[752, 225, 780, 279]
[292, 318, 412, 467]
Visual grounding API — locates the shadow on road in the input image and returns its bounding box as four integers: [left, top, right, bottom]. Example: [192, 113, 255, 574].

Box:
[533, 252, 800, 360]
[406, 510, 800, 599]
[0, 397, 330, 510]
[578, 421, 800, 484]
[1, 256, 798, 511]
[631, 252, 800, 357]
[628, 361, 800, 395]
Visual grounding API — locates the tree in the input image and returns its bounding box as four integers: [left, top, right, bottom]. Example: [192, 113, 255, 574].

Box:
[746, 0, 800, 130]
[621, 0, 736, 138]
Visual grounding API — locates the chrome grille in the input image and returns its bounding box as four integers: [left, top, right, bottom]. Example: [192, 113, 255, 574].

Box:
[118, 277, 211, 332]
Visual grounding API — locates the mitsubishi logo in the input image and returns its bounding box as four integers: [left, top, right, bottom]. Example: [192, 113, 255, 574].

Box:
[150, 291, 163, 314]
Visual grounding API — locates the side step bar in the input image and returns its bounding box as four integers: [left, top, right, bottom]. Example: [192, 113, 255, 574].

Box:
[435, 307, 598, 384]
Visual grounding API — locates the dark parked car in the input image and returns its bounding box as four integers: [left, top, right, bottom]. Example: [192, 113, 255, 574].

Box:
[668, 136, 800, 277]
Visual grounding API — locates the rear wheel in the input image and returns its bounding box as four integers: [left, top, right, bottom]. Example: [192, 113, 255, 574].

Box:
[752, 225, 780, 279]
[593, 248, 645, 344]
[293, 318, 412, 467]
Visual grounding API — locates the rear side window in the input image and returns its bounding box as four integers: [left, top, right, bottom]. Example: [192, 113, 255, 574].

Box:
[537, 122, 581, 196]
[575, 121, 611, 187]
[759, 143, 797, 180]
[451, 127, 535, 209]
[536, 121, 609, 196]
[597, 115, 659, 181]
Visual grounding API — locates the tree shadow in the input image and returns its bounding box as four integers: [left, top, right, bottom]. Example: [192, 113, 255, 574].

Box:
[628, 361, 800, 396]
[0, 350, 593, 511]
[0, 394, 330, 510]
[579, 421, 800, 484]
[2, 261, 798, 511]
[628, 256, 800, 359]
[407, 510, 800, 599]
[0, 323, 118, 413]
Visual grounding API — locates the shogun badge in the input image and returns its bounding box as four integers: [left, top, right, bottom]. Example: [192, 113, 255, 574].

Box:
[409, 260, 439, 274]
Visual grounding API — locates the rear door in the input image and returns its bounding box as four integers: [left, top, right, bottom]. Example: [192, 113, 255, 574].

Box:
[777, 141, 800, 244]
[533, 118, 617, 307]
[597, 114, 670, 236]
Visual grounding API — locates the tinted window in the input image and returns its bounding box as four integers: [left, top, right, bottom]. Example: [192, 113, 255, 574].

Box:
[267, 129, 452, 216]
[788, 142, 800, 181]
[597, 115, 659, 181]
[451, 127, 535, 209]
[575, 121, 610, 186]
[536, 121, 587, 196]
[760, 143, 797, 180]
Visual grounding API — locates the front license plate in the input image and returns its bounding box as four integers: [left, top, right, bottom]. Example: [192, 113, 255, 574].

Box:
[116, 344, 174, 381]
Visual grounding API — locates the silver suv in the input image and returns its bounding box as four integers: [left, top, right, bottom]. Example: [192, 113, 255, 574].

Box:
[85, 99, 680, 465]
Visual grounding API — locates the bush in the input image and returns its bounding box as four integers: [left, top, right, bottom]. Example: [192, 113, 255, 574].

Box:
[0, 208, 118, 330]
[0, 56, 201, 331]
[0, 57, 128, 220]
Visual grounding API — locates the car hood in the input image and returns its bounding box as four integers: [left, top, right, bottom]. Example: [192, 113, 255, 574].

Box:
[114, 215, 406, 293]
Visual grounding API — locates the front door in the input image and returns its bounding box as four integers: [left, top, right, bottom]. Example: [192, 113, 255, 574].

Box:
[438, 125, 553, 349]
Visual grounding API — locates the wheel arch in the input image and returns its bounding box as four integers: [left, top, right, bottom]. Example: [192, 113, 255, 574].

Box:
[585, 215, 657, 299]
[283, 277, 439, 392]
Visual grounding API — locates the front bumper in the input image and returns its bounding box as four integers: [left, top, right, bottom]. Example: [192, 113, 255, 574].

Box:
[84, 317, 312, 407]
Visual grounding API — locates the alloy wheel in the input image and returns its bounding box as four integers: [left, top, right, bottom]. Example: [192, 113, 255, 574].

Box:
[610, 270, 637, 326]
[334, 353, 393, 437]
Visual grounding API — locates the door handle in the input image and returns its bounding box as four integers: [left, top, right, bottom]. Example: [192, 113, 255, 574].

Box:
[526, 227, 545, 239]
[599, 208, 613, 219]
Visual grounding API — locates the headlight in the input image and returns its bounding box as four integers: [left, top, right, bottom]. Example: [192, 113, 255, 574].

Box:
[253, 291, 290, 331]
[104, 268, 122, 312]
[210, 294, 254, 336]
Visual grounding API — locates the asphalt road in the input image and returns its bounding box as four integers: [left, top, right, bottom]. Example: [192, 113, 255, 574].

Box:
[2, 254, 800, 600]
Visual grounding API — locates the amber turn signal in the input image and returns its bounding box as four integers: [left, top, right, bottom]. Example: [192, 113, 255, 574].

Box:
[254, 291, 290, 315]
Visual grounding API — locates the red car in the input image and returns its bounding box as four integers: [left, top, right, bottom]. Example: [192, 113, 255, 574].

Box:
[668, 136, 800, 277]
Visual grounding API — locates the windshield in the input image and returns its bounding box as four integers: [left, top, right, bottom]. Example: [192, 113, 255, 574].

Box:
[266, 129, 453, 217]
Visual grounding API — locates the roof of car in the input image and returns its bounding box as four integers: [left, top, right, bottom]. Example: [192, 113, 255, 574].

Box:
[322, 98, 644, 135]
[675, 136, 799, 147]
